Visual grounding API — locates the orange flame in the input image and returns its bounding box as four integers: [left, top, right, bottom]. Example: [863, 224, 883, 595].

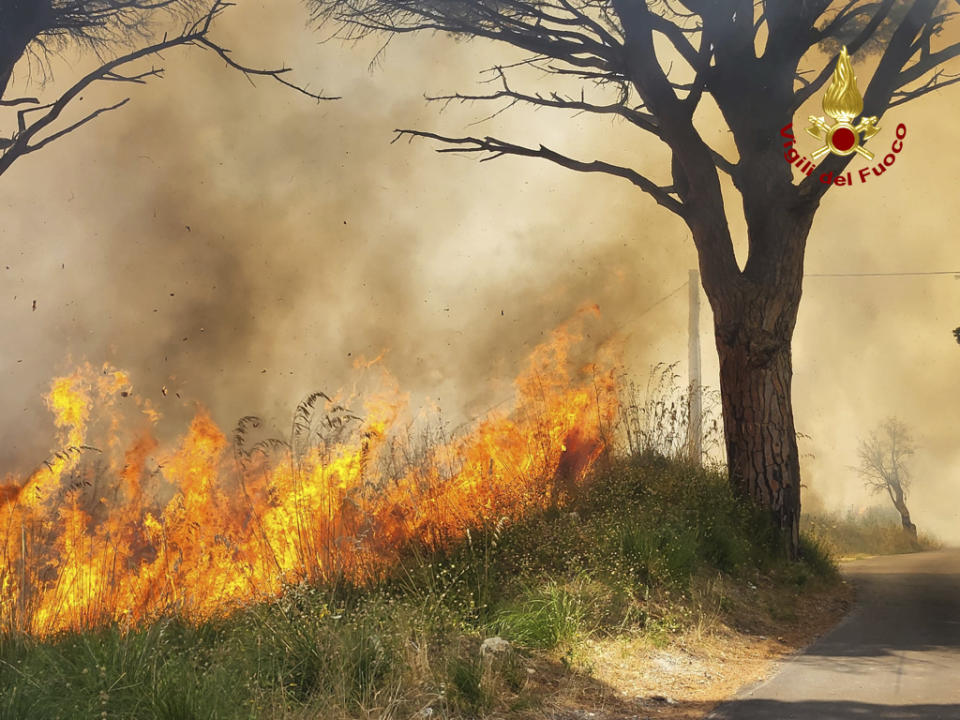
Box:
[0, 315, 619, 636]
[822, 46, 863, 122]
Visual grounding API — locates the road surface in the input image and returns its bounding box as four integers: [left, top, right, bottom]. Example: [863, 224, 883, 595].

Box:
[709, 549, 960, 720]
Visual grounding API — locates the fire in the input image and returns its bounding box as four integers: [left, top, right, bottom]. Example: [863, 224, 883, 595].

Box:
[0, 314, 619, 636]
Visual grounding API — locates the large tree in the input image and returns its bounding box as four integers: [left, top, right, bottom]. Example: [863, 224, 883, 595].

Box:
[307, 0, 960, 558]
[1, 0, 332, 176]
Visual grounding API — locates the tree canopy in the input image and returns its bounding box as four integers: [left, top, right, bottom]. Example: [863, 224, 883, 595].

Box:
[309, 0, 960, 225]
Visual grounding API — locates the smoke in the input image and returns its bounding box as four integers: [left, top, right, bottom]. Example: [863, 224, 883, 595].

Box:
[1, 1, 958, 543]
[0, 0, 692, 468]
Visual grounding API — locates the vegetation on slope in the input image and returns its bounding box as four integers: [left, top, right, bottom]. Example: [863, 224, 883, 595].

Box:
[802, 506, 941, 559]
[0, 453, 840, 720]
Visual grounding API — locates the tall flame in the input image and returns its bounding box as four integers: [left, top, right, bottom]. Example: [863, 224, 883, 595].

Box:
[0, 312, 620, 636]
[822, 46, 863, 122]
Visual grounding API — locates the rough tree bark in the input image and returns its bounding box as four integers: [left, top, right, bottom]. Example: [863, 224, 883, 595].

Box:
[714, 296, 802, 554]
[698, 218, 812, 555]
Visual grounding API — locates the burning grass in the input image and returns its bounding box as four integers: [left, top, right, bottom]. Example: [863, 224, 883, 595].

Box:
[1, 312, 621, 637]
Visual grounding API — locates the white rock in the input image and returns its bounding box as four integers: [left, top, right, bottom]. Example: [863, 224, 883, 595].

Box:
[480, 636, 512, 657]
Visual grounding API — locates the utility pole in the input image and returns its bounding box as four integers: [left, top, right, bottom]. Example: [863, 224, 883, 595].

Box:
[688, 269, 702, 466]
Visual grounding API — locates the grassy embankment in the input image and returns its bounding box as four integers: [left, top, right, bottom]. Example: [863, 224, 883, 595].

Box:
[802, 505, 941, 559]
[0, 452, 845, 720]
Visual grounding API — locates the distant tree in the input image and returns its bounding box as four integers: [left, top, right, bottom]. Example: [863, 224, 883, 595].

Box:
[0, 0, 333, 177]
[307, 0, 960, 558]
[953, 326, 960, 344]
[857, 417, 918, 538]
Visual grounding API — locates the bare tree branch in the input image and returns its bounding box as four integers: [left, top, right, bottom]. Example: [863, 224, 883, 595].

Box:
[101, 67, 165, 83]
[856, 417, 918, 536]
[0, 97, 39, 107]
[393, 127, 685, 217]
[889, 66, 960, 105]
[895, 39, 960, 86]
[816, 0, 883, 42]
[312, 0, 625, 79]
[428, 67, 661, 135]
[645, 10, 701, 68]
[27, 98, 131, 155]
[1, 0, 335, 177]
[792, 0, 897, 112]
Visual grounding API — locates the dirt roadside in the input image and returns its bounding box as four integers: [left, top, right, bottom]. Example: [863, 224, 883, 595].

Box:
[511, 574, 855, 720]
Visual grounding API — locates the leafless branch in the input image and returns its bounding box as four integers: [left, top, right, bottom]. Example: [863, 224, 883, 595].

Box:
[816, 0, 881, 41]
[895, 40, 960, 88]
[1, 0, 335, 177]
[428, 67, 661, 135]
[28, 99, 132, 155]
[646, 11, 702, 69]
[312, 0, 625, 80]
[856, 417, 914, 496]
[393, 128, 685, 217]
[101, 67, 165, 83]
[792, 0, 897, 112]
[0, 97, 40, 107]
[889, 66, 960, 106]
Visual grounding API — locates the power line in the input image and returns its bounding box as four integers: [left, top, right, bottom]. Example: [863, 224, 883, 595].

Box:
[633, 280, 688, 320]
[601, 269, 958, 334]
[805, 270, 960, 278]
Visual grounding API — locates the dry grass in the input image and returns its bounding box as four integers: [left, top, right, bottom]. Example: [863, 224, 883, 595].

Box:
[803, 506, 942, 559]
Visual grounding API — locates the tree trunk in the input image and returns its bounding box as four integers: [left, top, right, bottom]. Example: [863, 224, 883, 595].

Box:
[898, 509, 918, 539]
[890, 484, 918, 538]
[0, 1, 50, 96]
[692, 186, 815, 562]
[714, 312, 801, 559]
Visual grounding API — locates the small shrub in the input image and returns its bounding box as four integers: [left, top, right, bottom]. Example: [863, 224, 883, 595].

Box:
[799, 534, 839, 580]
[495, 582, 587, 649]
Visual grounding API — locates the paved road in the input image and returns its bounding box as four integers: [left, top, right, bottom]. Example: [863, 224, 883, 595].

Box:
[709, 549, 960, 720]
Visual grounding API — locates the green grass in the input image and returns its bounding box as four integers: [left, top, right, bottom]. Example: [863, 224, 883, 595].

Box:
[0, 454, 840, 720]
[494, 580, 590, 650]
[802, 505, 941, 558]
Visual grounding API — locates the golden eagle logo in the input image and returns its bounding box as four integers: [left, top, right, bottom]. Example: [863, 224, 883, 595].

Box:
[807, 47, 879, 160]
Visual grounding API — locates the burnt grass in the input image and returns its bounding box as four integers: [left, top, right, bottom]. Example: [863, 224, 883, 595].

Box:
[0, 453, 844, 720]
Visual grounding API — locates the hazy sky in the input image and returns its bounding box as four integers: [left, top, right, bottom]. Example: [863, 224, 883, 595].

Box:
[2, 1, 958, 541]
